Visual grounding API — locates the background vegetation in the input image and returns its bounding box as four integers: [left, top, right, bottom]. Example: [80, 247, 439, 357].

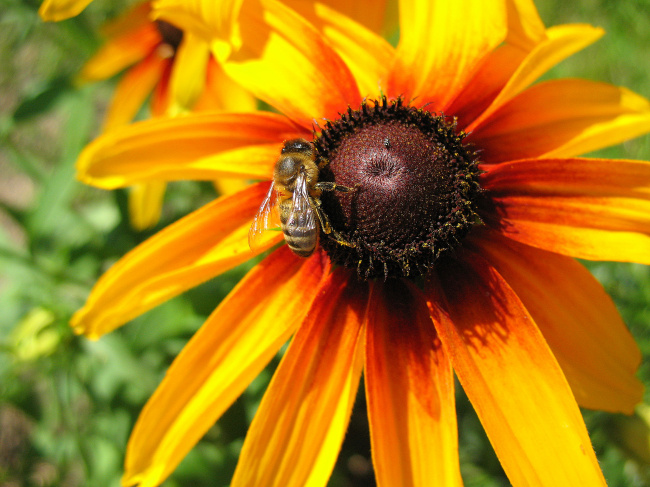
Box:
[1, 0, 649, 485]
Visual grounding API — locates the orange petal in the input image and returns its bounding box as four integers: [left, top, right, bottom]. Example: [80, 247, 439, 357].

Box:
[469, 228, 643, 413]
[469, 79, 650, 162]
[39, 0, 93, 21]
[71, 182, 284, 338]
[101, 53, 169, 131]
[77, 112, 307, 189]
[78, 23, 161, 82]
[285, 0, 391, 36]
[99, 2, 152, 39]
[123, 247, 328, 487]
[128, 182, 167, 231]
[155, 0, 361, 124]
[231, 268, 367, 487]
[365, 280, 462, 487]
[282, 0, 395, 96]
[427, 252, 607, 486]
[448, 0, 546, 126]
[468, 23, 604, 130]
[192, 58, 258, 113]
[481, 157, 650, 263]
[388, 0, 508, 112]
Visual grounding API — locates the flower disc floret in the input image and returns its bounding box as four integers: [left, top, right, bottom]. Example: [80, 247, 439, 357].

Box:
[315, 98, 483, 279]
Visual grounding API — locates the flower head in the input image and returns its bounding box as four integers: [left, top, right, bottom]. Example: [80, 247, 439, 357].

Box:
[73, 0, 650, 485]
[77, 1, 256, 229]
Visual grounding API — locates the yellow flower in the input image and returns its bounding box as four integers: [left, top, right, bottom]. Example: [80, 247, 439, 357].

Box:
[74, 0, 650, 485]
[76, 1, 256, 230]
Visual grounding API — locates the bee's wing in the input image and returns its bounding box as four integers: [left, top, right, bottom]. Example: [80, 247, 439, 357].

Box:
[288, 171, 317, 231]
[248, 182, 280, 251]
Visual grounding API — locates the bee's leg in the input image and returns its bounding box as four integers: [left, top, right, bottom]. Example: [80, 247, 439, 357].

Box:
[312, 200, 356, 248]
[314, 182, 360, 193]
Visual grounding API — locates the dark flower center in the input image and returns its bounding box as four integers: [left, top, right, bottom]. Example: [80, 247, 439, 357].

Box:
[314, 98, 482, 279]
[155, 20, 184, 52]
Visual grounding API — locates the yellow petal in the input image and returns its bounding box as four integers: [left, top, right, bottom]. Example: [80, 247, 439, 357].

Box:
[123, 247, 328, 487]
[213, 177, 250, 196]
[101, 53, 169, 131]
[504, 0, 546, 50]
[447, 0, 545, 126]
[470, 79, 650, 162]
[285, 0, 391, 36]
[481, 157, 650, 264]
[192, 58, 257, 112]
[128, 182, 167, 231]
[71, 182, 283, 338]
[77, 112, 308, 189]
[470, 228, 643, 413]
[231, 268, 367, 487]
[365, 280, 462, 487]
[468, 23, 604, 130]
[388, 0, 508, 111]
[167, 32, 211, 115]
[151, 0, 244, 57]
[39, 0, 93, 21]
[282, 1, 395, 96]
[78, 23, 161, 82]
[427, 253, 607, 486]
[155, 0, 361, 124]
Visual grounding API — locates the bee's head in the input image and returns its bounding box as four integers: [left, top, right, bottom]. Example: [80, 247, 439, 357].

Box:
[281, 138, 313, 156]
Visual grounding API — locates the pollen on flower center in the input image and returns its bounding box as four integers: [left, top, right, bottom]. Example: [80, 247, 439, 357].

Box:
[314, 98, 482, 279]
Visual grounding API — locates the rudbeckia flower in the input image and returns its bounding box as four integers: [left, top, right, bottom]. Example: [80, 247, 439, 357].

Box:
[77, 1, 257, 230]
[73, 0, 650, 485]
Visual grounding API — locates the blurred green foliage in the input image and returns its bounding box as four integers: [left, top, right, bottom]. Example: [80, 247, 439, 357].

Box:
[1, 1, 649, 486]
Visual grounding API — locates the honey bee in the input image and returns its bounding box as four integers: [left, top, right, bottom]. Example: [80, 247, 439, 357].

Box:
[248, 138, 354, 257]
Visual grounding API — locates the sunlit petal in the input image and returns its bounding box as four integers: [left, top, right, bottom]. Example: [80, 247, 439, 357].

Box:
[39, 0, 93, 21]
[468, 23, 604, 130]
[388, 0, 508, 111]
[482, 158, 650, 263]
[365, 280, 461, 487]
[128, 182, 167, 231]
[469, 79, 650, 162]
[448, 0, 546, 126]
[192, 58, 257, 112]
[77, 112, 307, 189]
[154, 0, 361, 124]
[151, 0, 244, 57]
[504, 0, 546, 49]
[470, 228, 643, 413]
[286, 0, 391, 36]
[427, 253, 606, 486]
[231, 268, 367, 487]
[123, 247, 328, 487]
[282, 0, 395, 96]
[71, 183, 283, 338]
[167, 32, 211, 115]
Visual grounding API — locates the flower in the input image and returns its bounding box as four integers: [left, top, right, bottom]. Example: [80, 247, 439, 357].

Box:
[73, 0, 650, 485]
[77, 1, 256, 229]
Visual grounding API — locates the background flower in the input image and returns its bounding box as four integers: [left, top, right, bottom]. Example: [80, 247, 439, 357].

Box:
[75, 1, 257, 230]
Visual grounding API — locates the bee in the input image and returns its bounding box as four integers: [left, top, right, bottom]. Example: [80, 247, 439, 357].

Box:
[248, 138, 355, 257]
